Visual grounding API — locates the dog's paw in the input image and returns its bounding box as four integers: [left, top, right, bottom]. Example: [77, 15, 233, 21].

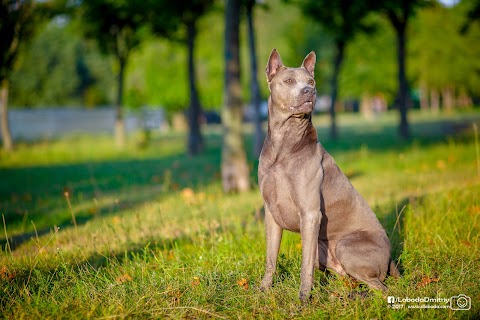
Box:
[259, 283, 272, 292]
[259, 276, 273, 292]
[259, 285, 269, 293]
[298, 290, 311, 303]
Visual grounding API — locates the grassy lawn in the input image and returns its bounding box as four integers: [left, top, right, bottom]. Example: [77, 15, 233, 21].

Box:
[1, 110, 479, 319]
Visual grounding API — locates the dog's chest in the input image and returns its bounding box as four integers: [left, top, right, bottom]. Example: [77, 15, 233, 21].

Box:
[259, 147, 323, 232]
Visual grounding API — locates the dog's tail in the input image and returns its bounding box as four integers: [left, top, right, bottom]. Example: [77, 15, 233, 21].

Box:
[388, 259, 401, 279]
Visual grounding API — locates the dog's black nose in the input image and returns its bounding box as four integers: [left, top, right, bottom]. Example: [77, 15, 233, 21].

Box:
[302, 87, 313, 95]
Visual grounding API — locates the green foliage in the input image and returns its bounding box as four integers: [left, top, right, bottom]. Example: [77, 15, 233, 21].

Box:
[148, 0, 216, 41]
[376, 0, 430, 32]
[10, 20, 115, 107]
[0, 111, 479, 318]
[339, 14, 397, 101]
[76, 0, 147, 62]
[0, 0, 36, 82]
[0, 0, 75, 83]
[296, 0, 377, 43]
[409, 1, 480, 96]
[196, 10, 225, 108]
[126, 39, 188, 110]
[462, 0, 480, 31]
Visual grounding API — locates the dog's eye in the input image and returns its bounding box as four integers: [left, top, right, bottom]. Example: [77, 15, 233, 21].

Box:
[309, 79, 315, 86]
[284, 79, 294, 84]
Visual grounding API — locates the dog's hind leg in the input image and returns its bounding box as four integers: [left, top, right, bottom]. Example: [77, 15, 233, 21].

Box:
[316, 240, 347, 276]
[335, 231, 390, 292]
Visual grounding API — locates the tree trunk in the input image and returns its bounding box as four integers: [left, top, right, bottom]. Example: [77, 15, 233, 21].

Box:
[246, 0, 264, 158]
[222, 0, 250, 193]
[442, 86, 454, 112]
[329, 40, 345, 140]
[419, 82, 429, 111]
[430, 89, 440, 112]
[0, 79, 14, 152]
[115, 57, 127, 148]
[186, 19, 204, 156]
[457, 90, 473, 108]
[391, 17, 410, 139]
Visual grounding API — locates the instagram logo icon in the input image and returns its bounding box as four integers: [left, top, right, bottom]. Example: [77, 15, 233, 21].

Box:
[388, 296, 395, 304]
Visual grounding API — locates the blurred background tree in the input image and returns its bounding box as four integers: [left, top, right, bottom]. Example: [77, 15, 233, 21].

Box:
[294, 0, 378, 140]
[245, 0, 265, 158]
[148, 0, 215, 155]
[0, 0, 63, 152]
[222, 0, 250, 193]
[0, 0, 35, 152]
[377, 0, 429, 139]
[75, 0, 149, 149]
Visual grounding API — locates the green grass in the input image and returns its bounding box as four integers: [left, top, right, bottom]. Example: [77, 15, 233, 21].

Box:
[1, 110, 479, 319]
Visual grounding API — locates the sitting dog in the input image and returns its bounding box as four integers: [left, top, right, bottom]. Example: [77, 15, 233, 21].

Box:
[258, 49, 399, 301]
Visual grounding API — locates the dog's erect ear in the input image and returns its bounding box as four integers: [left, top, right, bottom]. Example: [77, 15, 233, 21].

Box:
[301, 51, 316, 77]
[266, 49, 284, 82]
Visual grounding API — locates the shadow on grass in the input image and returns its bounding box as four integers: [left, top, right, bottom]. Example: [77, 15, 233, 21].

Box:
[0, 139, 223, 249]
[75, 221, 241, 273]
[81, 233, 196, 270]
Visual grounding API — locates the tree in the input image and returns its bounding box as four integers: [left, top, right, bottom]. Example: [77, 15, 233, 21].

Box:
[1, 0, 36, 152]
[222, 0, 250, 193]
[149, 0, 215, 155]
[0, 0, 53, 152]
[378, 0, 426, 138]
[296, 0, 376, 139]
[245, 0, 264, 157]
[76, 0, 147, 148]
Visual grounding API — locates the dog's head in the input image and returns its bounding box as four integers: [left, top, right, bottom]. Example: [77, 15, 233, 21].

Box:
[266, 49, 316, 116]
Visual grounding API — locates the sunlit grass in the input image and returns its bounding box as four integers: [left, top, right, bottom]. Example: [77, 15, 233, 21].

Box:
[1, 110, 479, 318]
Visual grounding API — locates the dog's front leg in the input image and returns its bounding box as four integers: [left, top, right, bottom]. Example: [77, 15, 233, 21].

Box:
[299, 212, 321, 302]
[260, 207, 283, 291]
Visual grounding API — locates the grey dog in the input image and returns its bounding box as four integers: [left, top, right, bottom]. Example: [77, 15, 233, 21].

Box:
[258, 49, 399, 301]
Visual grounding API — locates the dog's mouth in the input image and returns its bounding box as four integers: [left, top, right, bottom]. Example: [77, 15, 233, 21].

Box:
[290, 100, 314, 114]
[301, 101, 313, 108]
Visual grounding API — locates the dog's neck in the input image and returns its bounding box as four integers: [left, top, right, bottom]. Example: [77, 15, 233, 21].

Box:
[264, 100, 318, 159]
